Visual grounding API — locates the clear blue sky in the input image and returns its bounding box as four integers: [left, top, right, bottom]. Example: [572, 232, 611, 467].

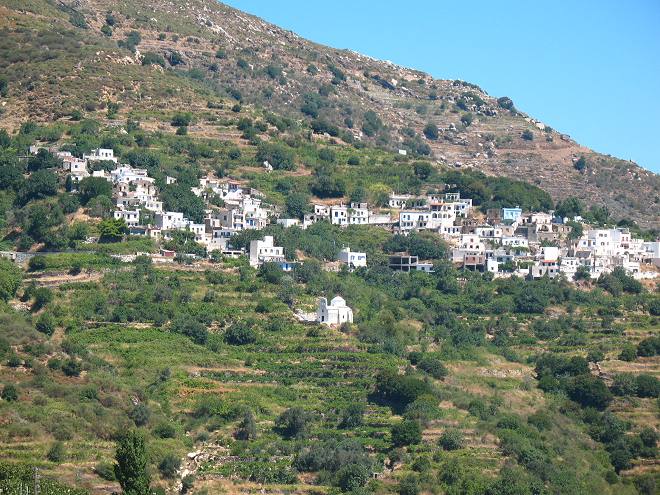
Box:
[223, 0, 660, 173]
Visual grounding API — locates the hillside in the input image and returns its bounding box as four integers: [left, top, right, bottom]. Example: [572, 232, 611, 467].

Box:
[0, 1, 658, 495]
[0, 0, 658, 228]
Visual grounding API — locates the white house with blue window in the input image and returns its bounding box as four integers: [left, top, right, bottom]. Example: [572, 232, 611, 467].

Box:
[501, 207, 523, 223]
[338, 247, 367, 268]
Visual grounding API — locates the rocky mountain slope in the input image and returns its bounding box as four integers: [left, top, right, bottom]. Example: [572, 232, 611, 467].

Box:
[0, 0, 658, 227]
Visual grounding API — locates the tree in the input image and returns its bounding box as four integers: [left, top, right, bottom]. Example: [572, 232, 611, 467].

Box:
[27, 149, 62, 172]
[1, 384, 18, 401]
[413, 161, 433, 180]
[256, 142, 295, 171]
[0, 258, 22, 302]
[611, 373, 637, 396]
[418, 356, 448, 379]
[439, 428, 464, 450]
[170, 316, 208, 345]
[171, 113, 192, 127]
[78, 176, 112, 205]
[391, 420, 422, 447]
[275, 407, 311, 439]
[398, 474, 420, 495]
[339, 403, 365, 429]
[98, 218, 127, 242]
[142, 52, 165, 67]
[235, 409, 257, 440]
[224, 321, 257, 345]
[423, 123, 439, 140]
[574, 156, 587, 172]
[555, 197, 584, 219]
[114, 430, 151, 495]
[336, 464, 369, 492]
[285, 192, 310, 220]
[19, 169, 58, 203]
[566, 374, 612, 410]
[635, 374, 660, 398]
[497, 96, 514, 110]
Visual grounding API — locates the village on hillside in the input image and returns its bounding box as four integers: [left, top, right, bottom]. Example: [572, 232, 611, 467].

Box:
[11, 145, 657, 285]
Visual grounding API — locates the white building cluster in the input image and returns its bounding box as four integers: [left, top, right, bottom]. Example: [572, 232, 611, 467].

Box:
[29, 146, 659, 282]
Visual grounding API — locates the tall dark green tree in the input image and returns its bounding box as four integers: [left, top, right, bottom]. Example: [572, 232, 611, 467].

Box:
[114, 430, 150, 495]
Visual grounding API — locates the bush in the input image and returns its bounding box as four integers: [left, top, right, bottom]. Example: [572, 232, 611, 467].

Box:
[61, 359, 82, 377]
[521, 130, 534, 141]
[339, 403, 365, 429]
[417, 356, 448, 380]
[158, 454, 180, 479]
[235, 410, 257, 440]
[275, 407, 311, 439]
[565, 374, 612, 410]
[35, 312, 56, 336]
[335, 464, 369, 492]
[129, 403, 150, 426]
[153, 422, 176, 439]
[94, 462, 117, 481]
[497, 96, 514, 110]
[398, 474, 420, 495]
[438, 428, 464, 450]
[256, 142, 295, 171]
[635, 374, 660, 398]
[391, 420, 422, 447]
[637, 337, 660, 357]
[619, 345, 637, 362]
[1, 384, 18, 401]
[47, 441, 65, 463]
[224, 321, 257, 345]
[423, 123, 438, 140]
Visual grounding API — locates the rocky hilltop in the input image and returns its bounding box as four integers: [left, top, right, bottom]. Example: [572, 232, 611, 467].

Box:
[0, 0, 658, 227]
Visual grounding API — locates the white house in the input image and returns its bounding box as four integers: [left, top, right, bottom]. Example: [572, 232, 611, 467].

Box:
[317, 296, 353, 326]
[249, 236, 285, 267]
[114, 209, 140, 227]
[338, 247, 367, 268]
[83, 148, 117, 163]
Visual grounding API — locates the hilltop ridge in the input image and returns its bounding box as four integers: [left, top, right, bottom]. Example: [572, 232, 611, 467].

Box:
[0, 0, 658, 227]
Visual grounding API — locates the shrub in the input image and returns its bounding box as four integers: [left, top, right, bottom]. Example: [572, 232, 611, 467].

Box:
[417, 356, 448, 380]
[35, 312, 56, 336]
[635, 374, 660, 398]
[335, 464, 369, 492]
[129, 403, 150, 426]
[391, 420, 422, 447]
[275, 407, 311, 439]
[398, 474, 420, 495]
[94, 462, 117, 481]
[256, 142, 295, 171]
[62, 359, 82, 377]
[637, 337, 660, 357]
[565, 374, 612, 410]
[423, 123, 438, 140]
[153, 423, 176, 439]
[339, 403, 365, 429]
[1, 384, 18, 402]
[521, 130, 534, 141]
[158, 454, 180, 479]
[611, 373, 637, 396]
[438, 428, 464, 451]
[224, 321, 257, 345]
[171, 113, 192, 127]
[235, 410, 257, 440]
[47, 442, 65, 463]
